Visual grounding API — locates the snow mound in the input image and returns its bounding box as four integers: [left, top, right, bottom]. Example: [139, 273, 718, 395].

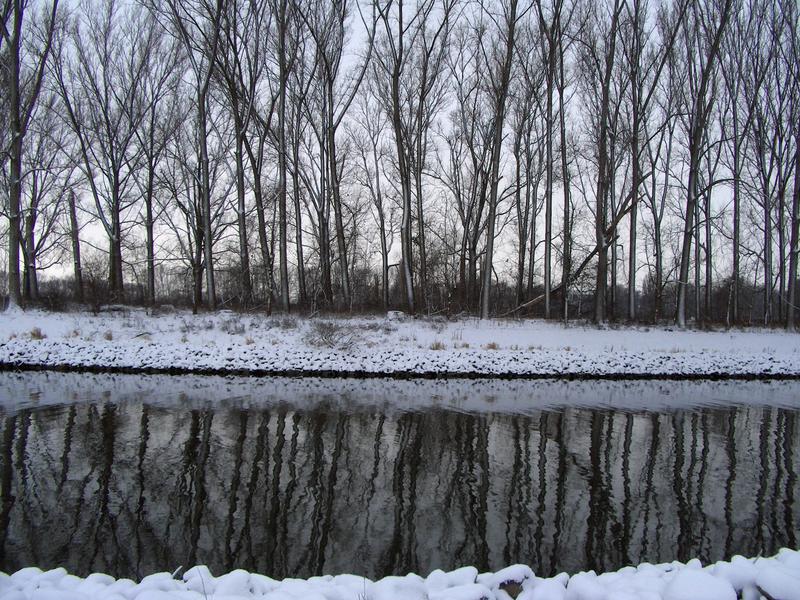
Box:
[2, 551, 799, 600]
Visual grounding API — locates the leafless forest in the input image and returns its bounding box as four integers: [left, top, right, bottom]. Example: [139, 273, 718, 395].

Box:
[1, 0, 799, 325]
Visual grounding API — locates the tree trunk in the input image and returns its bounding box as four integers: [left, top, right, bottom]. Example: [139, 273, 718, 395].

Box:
[292, 116, 307, 307]
[592, 0, 623, 324]
[68, 190, 84, 303]
[787, 143, 800, 330]
[144, 164, 156, 306]
[235, 132, 253, 307]
[731, 118, 741, 324]
[327, 88, 351, 310]
[415, 129, 428, 313]
[543, 49, 555, 319]
[559, 43, 571, 323]
[389, 4, 415, 314]
[677, 144, 699, 328]
[23, 206, 38, 302]
[6, 17, 23, 308]
[198, 89, 216, 310]
[704, 192, 712, 320]
[277, 6, 290, 312]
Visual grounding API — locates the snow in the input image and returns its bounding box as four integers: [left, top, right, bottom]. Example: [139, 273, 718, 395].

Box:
[2, 551, 799, 600]
[1, 309, 800, 379]
[662, 570, 736, 600]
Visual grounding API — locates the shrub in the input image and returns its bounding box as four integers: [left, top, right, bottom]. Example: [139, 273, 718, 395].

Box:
[219, 316, 245, 335]
[484, 341, 500, 350]
[279, 317, 298, 330]
[305, 320, 358, 350]
[103, 330, 113, 341]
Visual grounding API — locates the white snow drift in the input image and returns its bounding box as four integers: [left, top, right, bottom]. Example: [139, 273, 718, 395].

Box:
[2, 550, 800, 600]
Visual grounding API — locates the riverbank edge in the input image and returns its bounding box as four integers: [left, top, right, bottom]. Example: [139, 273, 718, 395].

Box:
[2, 358, 800, 381]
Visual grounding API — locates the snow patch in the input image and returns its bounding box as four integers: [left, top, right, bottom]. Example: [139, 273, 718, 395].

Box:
[2, 552, 799, 600]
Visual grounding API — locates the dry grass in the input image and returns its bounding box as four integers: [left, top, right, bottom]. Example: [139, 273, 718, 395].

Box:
[103, 330, 113, 341]
[29, 327, 46, 340]
[484, 341, 500, 350]
[244, 335, 255, 345]
[429, 340, 446, 350]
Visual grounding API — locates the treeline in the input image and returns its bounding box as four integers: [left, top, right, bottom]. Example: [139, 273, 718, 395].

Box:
[1, 0, 799, 326]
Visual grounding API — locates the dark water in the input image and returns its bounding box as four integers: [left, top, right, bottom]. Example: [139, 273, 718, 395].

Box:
[0, 372, 798, 580]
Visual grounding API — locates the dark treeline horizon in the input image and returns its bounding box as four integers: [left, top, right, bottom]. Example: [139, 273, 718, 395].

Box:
[1, 0, 799, 326]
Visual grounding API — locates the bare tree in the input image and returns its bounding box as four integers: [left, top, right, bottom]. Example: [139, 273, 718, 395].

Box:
[300, 0, 376, 310]
[479, 0, 522, 319]
[52, 0, 156, 301]
[133, 18, 182, 306]
[1, 0, 59, 307]
[160, 0, 225, 310]
[577, 0, 624, 323]
[19, 91, 74, 301]
[675, 0, 733, 327]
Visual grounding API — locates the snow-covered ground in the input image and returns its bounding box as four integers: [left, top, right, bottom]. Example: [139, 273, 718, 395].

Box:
[2, 550, 799, 600]
[1, 308, 799, 378]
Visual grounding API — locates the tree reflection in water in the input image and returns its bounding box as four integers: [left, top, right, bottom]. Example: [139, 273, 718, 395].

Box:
[0, 377, 798, 580]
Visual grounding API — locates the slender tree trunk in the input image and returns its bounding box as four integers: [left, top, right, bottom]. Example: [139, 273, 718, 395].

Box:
[277, 5, 290, 312]
[198, 90, 216, 310]
[593, 0, 622, 324]
[23, 207, 37, 302]
[371, 142, 390, 310]
[515, 145, 527, 306]
[778, 181, 786, 323]
[543, 51, 555, 319]
[678, 138, 701, 327]
[731, 120, 741, 324]
[694, 185, 701, 324]
[559, 45, 571, 323]
[705, 192, 712, 319]
[234, 132, 253, 307]
[244, 136, 274, 304]
[326, 85, 350, 310]
[145, 165, 156, 306]
[193, 218, 204, 313]
[764, 187, 773, 325]
[317, 126, 333, 304]
[787, 144, 800, 330]
[109, 189, 124, 301]
[389, 4, 415, 314]
[628, 3, 641, 322]
[414, 134, 428, 313]
[292, 118, 307, 306]
[68, 190, 83, 303]
[7, 41, 23, 307]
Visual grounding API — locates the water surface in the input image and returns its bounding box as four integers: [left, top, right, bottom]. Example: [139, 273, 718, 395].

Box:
[0, 372, 798, 580]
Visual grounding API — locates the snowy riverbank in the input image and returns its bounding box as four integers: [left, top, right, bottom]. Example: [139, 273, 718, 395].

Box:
[1, 308, 800, 378]
[2, 550, 800, 600]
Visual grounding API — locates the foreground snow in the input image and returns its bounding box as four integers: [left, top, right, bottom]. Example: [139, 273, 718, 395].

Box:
[2, 550, 799, 600]
[1, 308, 800, 378]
